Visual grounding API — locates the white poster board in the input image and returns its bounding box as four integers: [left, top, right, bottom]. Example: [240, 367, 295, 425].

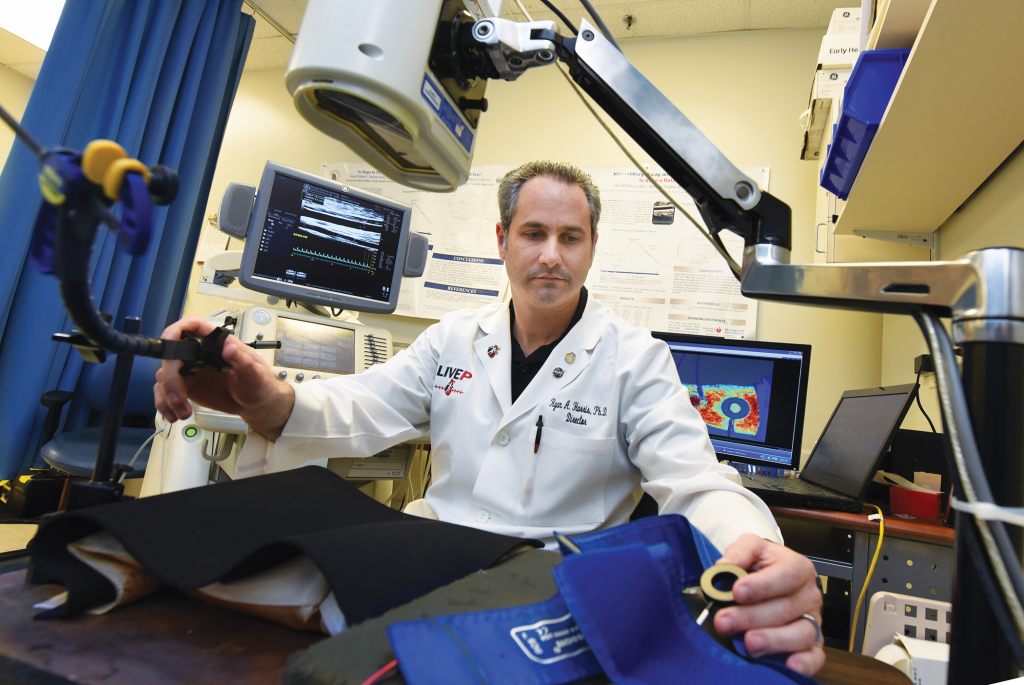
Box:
[583, 166, 767, 340]
[320, 163, 512, 320]
[321, 162, 766, 340]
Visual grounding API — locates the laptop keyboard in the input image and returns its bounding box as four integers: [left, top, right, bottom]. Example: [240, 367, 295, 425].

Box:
[743, 473, 846, 498]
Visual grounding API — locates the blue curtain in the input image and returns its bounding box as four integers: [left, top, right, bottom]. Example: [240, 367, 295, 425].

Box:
[0, 0, 255, 479]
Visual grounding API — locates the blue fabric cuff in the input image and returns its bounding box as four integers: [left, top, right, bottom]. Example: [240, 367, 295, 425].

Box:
[388, 515, 818, 685]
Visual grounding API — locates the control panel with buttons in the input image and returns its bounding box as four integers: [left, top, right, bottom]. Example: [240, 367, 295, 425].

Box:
[142, 306, 404, 497]
[234, 305, 393, 384]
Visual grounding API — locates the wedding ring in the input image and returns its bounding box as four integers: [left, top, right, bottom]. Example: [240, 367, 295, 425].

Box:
[799, 613, 822, 646]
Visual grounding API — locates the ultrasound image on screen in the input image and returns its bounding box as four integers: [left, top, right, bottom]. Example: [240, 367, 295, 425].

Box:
[673, 353, 773, 443]
[251, 174, 405, 303]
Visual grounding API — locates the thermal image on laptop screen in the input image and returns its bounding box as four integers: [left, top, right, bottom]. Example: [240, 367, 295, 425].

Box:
[674, 354, 773, 443]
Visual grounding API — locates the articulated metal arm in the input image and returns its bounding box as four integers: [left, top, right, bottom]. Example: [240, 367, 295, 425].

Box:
[467, 17, 792, 252]
[742, 244, 1024, 343]
[466, 16, 1023, 341]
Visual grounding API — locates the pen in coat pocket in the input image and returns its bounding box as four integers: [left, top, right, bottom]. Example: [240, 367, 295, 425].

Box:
[534, 415, 543, 454]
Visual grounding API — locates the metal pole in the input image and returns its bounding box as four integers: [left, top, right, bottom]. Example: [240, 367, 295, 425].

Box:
[948, 341, 1024, 683]
[66, 317, 141, 510]
[91, 317, 140, 482]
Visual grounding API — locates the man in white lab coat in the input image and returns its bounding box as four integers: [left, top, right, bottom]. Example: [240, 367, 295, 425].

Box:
[155, 161, 824, 675]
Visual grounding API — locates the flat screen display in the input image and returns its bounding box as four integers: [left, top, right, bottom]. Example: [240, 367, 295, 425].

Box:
[801, 392, 912, 492]
[250, 172, 407, 304]
[653, 332, 811, 470]
[274, 317, 355, 375]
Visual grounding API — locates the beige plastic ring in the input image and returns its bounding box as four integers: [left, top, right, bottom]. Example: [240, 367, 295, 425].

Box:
[700, 563, 748, 603]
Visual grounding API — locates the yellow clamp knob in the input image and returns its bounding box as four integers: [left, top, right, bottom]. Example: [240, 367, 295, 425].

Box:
[82, 140, 127, 185]
[102, 158, 151, 201]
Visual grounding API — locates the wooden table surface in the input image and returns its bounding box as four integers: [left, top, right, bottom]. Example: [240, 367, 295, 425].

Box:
[0, 567, 321, 685]
[0, 566, 910, 685]
[770, 503, 955, 546]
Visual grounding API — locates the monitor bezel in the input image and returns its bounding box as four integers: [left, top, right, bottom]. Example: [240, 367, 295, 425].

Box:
[238, 161, 412, 315]
[800, 383, 919, 499]
[651, 331, 812, 470]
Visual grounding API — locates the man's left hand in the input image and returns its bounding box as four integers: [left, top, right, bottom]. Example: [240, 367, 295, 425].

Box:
[712, 533, 824, 676]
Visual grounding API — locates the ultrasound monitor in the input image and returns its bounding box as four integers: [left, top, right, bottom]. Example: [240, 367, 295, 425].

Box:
[652, 332, 812, 470]
[239, 161, 413, 314]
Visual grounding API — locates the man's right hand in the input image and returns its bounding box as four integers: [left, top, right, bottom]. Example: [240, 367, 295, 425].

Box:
[153, 316, 295, 442]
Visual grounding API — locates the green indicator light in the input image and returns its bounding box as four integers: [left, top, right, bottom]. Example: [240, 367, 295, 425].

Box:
[184, 426, 198, 438]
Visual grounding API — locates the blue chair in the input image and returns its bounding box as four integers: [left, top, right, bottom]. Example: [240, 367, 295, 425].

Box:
[39, 355, 163, 481]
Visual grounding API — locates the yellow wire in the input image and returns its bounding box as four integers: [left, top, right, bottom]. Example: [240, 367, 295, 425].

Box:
[849, 504, 884, 652]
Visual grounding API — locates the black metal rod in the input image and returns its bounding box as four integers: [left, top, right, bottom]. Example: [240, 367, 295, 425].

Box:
[0, 100, 43, 157]
[91, 317, 141, 483]
[948, 341, 1024, 683]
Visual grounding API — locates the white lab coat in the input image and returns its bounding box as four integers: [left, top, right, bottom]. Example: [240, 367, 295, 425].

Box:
[235, 298, 782, 551]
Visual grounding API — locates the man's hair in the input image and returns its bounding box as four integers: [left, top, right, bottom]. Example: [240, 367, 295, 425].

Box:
[497, 161, 601, 250]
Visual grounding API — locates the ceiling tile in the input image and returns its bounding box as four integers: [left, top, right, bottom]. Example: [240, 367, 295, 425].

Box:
[243, 35, 295, 71]
[246, 0, 307, 35]
[245, 9, 284, 39]
[749, 0, 848, 30]
[0, 0, 861, 79]
[598, 1, 748, 39]
[504, 0, 747, 40]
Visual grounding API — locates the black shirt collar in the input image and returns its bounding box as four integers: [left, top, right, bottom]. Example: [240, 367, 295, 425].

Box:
[508, 287, 588, 403]
[509, 286, 588, 363]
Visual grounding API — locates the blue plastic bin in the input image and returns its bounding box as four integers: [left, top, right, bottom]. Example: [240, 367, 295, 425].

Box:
[819, 48, 911, 200]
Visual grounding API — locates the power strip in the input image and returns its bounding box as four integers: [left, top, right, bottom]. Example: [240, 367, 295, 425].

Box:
[861, 591, 952, 658]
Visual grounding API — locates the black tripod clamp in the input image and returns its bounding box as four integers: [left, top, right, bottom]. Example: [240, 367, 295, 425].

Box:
[151, 325, 232, 376]
[167, 326, 233, 376]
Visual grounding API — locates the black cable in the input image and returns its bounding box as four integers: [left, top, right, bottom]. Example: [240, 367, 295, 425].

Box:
[914, 369, 937, 433]
[963, 512, 1024, 670]
[913, 311, 1024, 635]
[61, 282, 163, 357]
[576, 0, 620, 50]
[710, 232, 742, 280]
[538, 0, 578, 34]
[0, 100, 42, 157]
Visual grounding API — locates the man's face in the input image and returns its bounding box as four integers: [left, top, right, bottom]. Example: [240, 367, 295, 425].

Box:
[496, 175, 597, 310]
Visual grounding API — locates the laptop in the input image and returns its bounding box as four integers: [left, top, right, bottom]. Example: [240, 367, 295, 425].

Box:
[740, 384, 919, 513]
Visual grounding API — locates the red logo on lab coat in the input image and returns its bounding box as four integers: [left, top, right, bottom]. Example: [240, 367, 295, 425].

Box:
[435, 365, 472, 396]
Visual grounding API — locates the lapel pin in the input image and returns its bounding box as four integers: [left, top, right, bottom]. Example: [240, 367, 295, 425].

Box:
[552, 367, 565, 378]
[487, 345, 500, 358]
[565, 352, 576, 364]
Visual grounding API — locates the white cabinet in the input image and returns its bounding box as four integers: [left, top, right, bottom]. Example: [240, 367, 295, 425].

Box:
[833, 0, 1024, 251]
[807, 0, 1023, 263]
[811, 82, 929, 263]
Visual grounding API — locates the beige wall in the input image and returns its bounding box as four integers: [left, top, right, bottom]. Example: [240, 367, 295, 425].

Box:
[877, 141, 1024, 435]
[188, 28, 887, 464]
[939, 142, 1024, 261]
[0, 66, 36, 172]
